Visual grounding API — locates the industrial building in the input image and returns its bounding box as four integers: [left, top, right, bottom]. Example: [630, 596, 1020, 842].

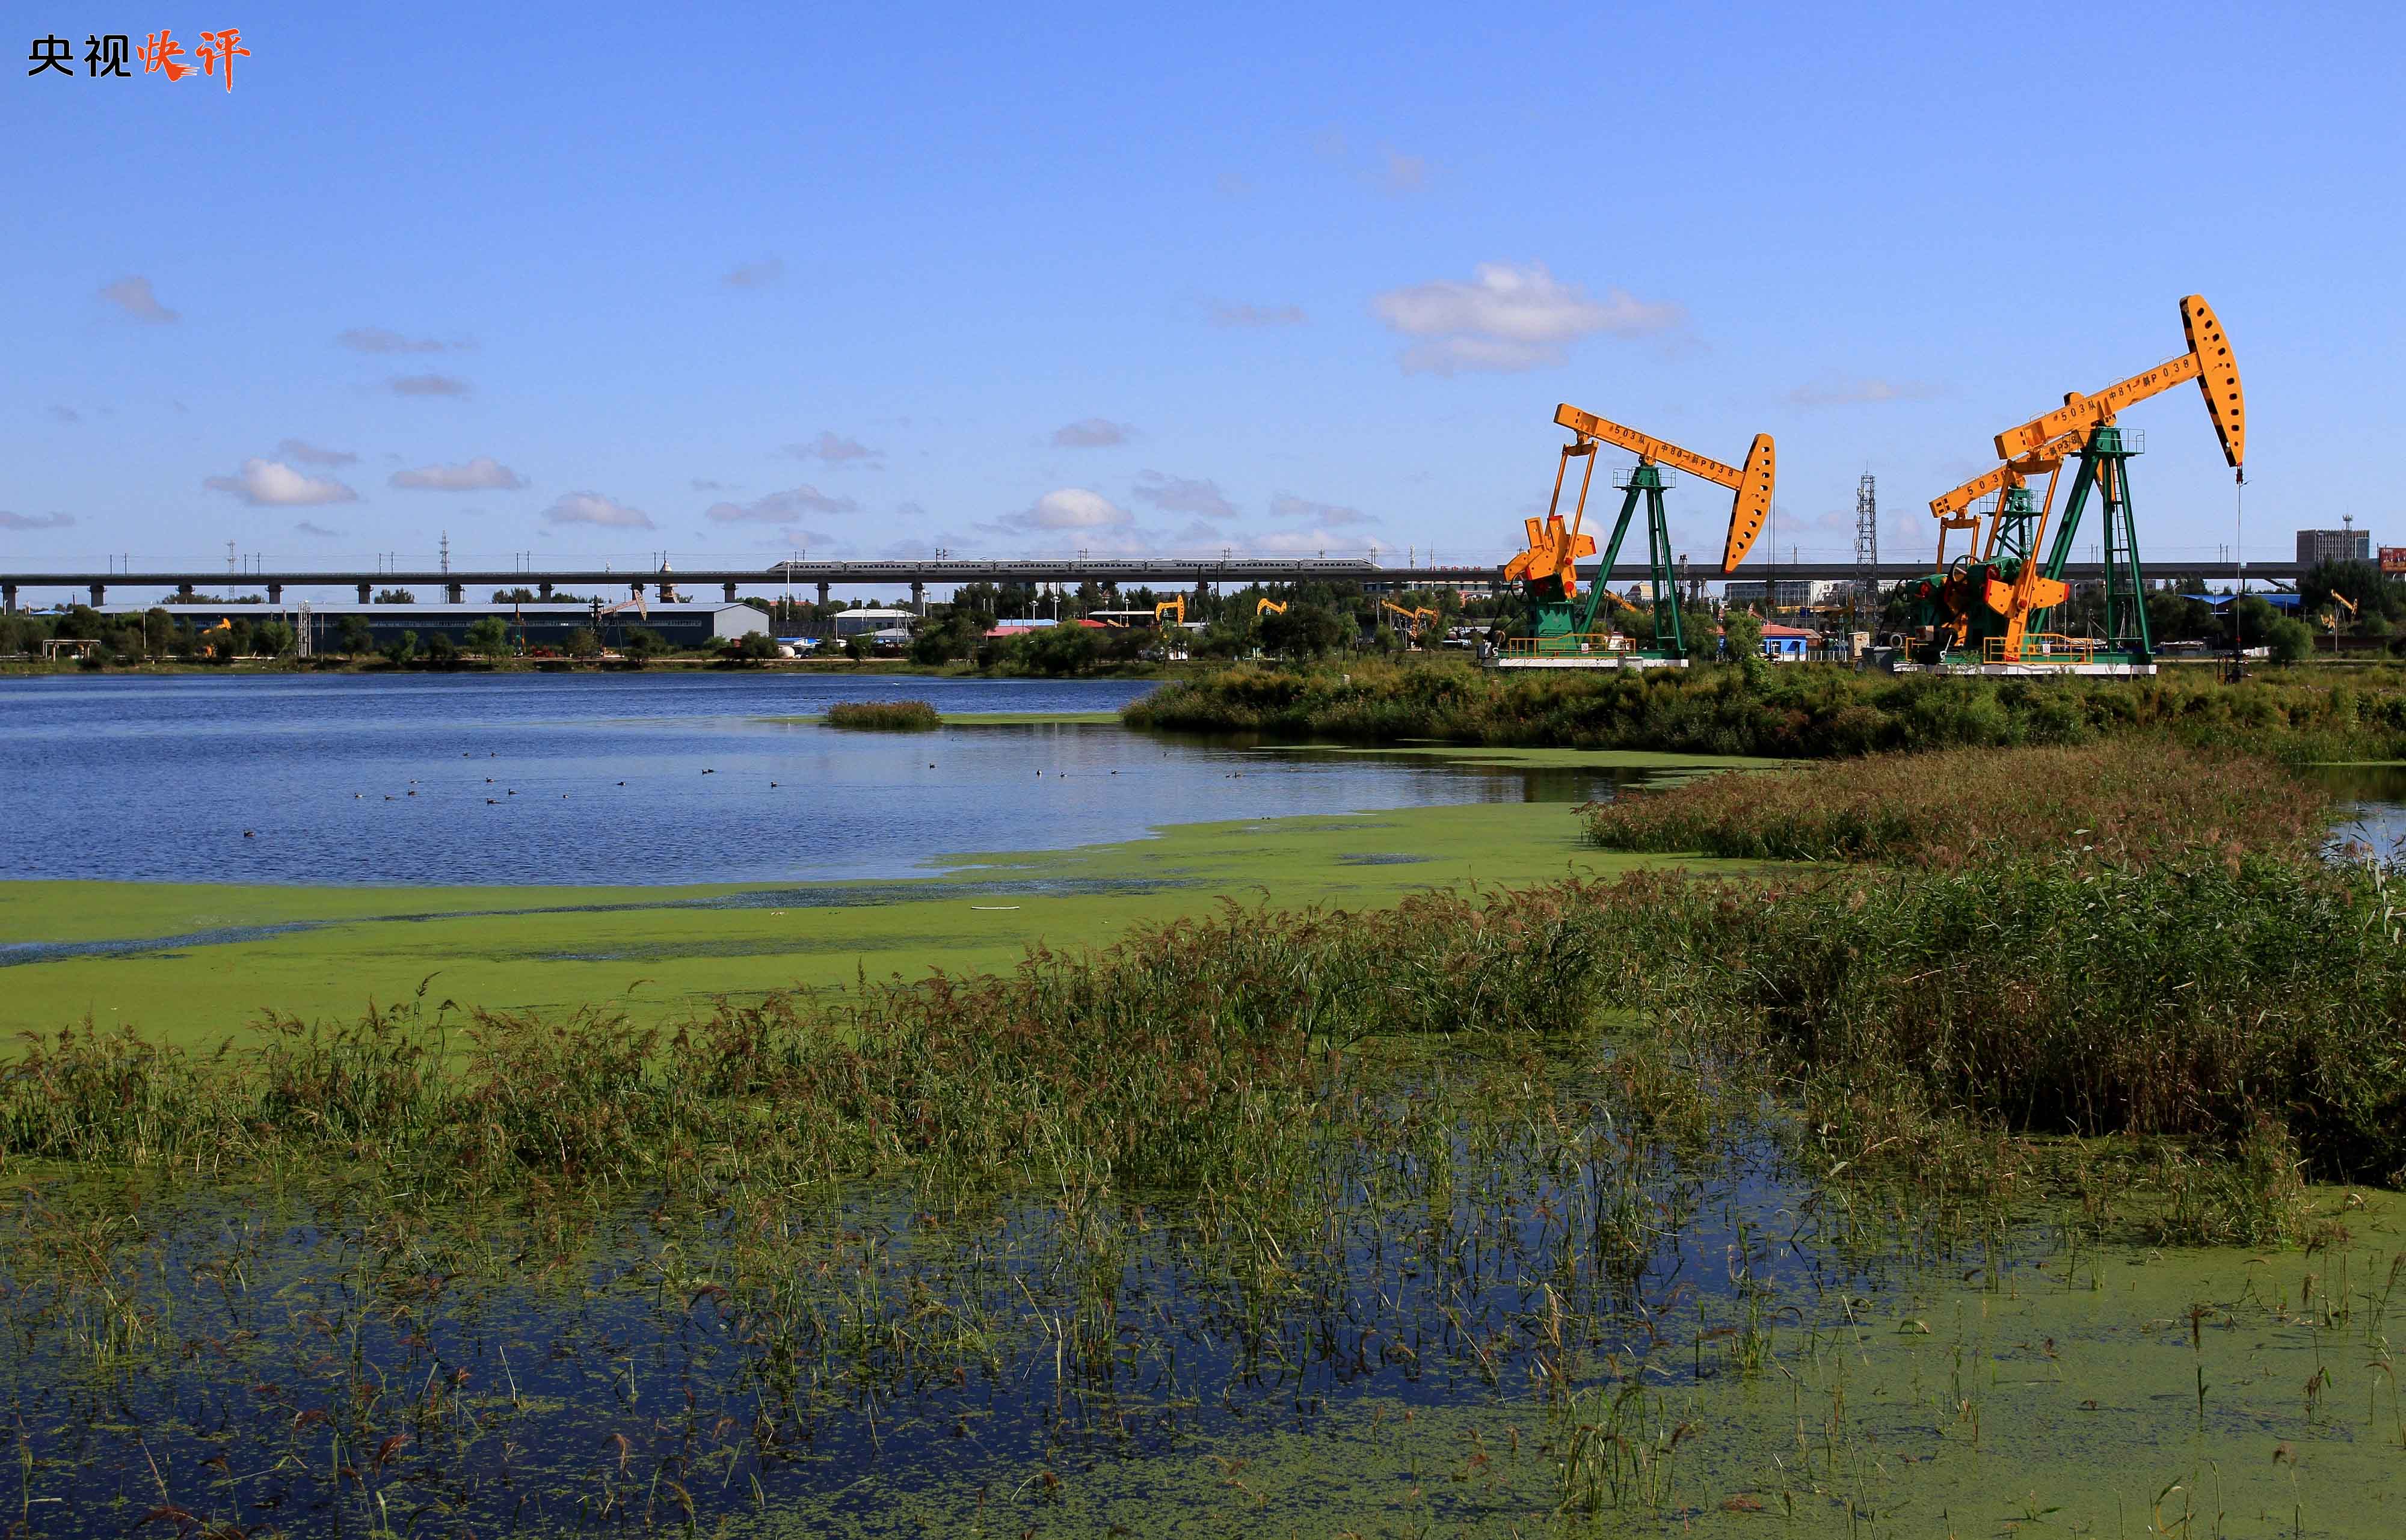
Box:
[90, 601, 769, 651]
[827, 606, 920, 638]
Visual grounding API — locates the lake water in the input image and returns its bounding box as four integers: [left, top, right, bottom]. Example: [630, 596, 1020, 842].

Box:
[0, 673, 1651, 886]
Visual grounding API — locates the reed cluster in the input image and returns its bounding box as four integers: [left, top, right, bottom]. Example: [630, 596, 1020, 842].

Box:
[1583, 741, 2327, 869]
[1125, 658, 2406, 761]
[823, 698, 941, 729]
[0, 889, 1623, 1200]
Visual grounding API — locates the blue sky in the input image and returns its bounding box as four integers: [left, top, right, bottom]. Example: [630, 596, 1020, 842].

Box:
[5, 1, 2400, 581]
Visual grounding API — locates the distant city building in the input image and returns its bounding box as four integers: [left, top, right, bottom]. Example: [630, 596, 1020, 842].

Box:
[2297, 527, 2370, 566]
[1723, 578, 1847, 607]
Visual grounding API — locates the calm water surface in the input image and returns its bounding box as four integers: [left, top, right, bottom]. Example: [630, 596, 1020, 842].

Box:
[0, 673, 1646, 886]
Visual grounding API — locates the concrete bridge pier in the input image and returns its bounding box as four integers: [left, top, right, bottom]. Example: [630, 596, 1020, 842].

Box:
[2, 583, 16, 614]
[356, 583, 371, 604]
[266, 583, 283, 604]
[538, 580, 553, 599]
[445, 583, 464, 604]
[177, 583, 196, 601]
[816, 581, 829, 609]
[722, 581, 738, 602]
[911, 579, 926, 615]
[89, 583, 105, 608]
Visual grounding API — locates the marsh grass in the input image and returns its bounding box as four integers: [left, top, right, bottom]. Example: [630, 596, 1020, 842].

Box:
[7, 848, 2404, 1529]
[1582, 741, 2327, 869]
[823, 698, 941, 729]
[1127, 658, 2406, 761]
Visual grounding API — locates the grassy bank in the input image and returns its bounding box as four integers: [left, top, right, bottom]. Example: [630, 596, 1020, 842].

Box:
[1127, 657, 2406, 760]
[1584, 740, 2325, 868]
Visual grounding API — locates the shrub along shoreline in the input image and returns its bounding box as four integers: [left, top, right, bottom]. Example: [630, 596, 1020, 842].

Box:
[1124, 659, 2406, 761]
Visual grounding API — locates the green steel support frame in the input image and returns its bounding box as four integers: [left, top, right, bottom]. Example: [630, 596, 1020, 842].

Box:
[2028, 425, 2152, 660]
[1586, 465, 1684, 657]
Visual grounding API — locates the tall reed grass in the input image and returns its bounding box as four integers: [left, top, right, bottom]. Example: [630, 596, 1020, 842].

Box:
[824, 698, 941, 729]
[1125, 659, 2406, 761]
[1583, 741, 2326, 869]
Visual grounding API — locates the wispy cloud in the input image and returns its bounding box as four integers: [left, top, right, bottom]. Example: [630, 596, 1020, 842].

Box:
[1051, 418, 1131, 449]
[1376, 149, 1427, 194]
[203, 458, 360, 507]
[99, 275, 177, 323]
[1785, 376, 1942, 408]
[339, 327, 454, 354]
[47, 405, 81, 424]
[1208, 301, 1306, 328]
[784, 431, 882, 466]
[277, 437, 358, 467]
[293, 520, 343, 538]
[1373, 262, 1684, 374]
[1133, 471, 1237, 520]
[690, 478, 732, 492]
[389, 373, 471, 397]
[724, 257, 785, 289]
[0, 511, 75, 530]
[391, 456, 526, 491]
[1270, 494, 1374, 526]
[541, 491, 653, 529]
[703, 487, 858, 524]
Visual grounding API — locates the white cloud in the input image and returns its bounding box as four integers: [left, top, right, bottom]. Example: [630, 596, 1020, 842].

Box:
[1051, 418, 1131, 449]
[391, 456, 526, 491]
[203, 458, 360, 507]
[1377, 149, 1428, 194]
[703, 487, 858, 523]
[0, 511, 75, 530]
[724, 257, 784, 289]
[541, 491, 653, 529]
[1133, 472, 1238, 520]
[785, 431, 882, 465]
[1208, 301, 1306, 327]
[1372, 262, 1684, 374]
[1003, 488, 1132, 532]
[339, 327, 451, 354]
[1214, 172, 1250, 198]
[293, 520, 343, 538]
[99, 275, 177, 323]
[390, 373, 471, 397]
[277, 437, 357, 467]
[1786, 376, 1942, 408]
[1269, 494, 1373, 526]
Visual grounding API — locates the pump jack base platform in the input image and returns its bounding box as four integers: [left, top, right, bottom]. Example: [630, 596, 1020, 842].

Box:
[1904, 659, 2158, 678]
[1489, 653, 1688, 672]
